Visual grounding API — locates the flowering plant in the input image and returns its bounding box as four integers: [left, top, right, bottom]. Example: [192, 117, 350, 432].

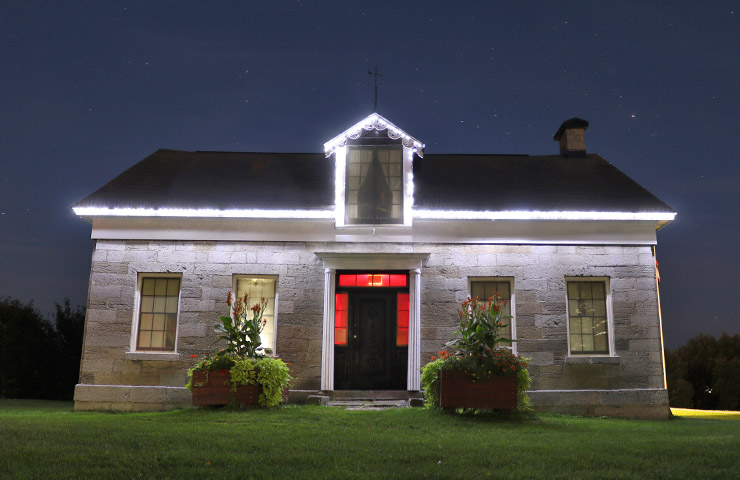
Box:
[215, 292, 271, 358]
[420, 294, 531, 412]
[185, 291, 292, 408]
[445, 294, 513, 357]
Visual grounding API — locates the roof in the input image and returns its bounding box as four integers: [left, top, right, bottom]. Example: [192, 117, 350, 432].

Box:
[75, 149, 335, 211]
[75, 149, 674, 216]
[413, 154, 673, 213]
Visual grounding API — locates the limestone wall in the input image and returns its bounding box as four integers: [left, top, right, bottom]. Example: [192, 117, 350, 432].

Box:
[75, 240, 668, 417]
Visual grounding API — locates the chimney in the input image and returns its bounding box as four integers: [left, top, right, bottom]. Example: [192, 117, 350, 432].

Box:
[554, 118, 589, 157]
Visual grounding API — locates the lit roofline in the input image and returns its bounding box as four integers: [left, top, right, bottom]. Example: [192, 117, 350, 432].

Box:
[72, 206, 335, 219]
[323, 113, 425, 157]
[73, 206, 676, 222]
[412, 209, 676, 222]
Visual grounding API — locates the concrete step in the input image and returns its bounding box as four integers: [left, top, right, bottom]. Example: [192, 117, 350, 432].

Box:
[326, 399, 410, 410]
[328, 390, 423, 401]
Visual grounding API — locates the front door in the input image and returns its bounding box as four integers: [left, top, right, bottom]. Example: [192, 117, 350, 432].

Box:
[334, 289, 407, 390]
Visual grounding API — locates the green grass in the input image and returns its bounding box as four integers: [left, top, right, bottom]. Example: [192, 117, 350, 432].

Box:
[1, 400, 739, 479]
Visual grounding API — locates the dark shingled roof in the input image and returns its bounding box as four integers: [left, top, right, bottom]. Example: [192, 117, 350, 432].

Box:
[76, 149, 335, 210]
[412, 154, 673, 213]
[76, 149, 674, 214]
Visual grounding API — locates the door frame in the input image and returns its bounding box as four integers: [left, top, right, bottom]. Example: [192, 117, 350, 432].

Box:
[315, 253, 427, 391]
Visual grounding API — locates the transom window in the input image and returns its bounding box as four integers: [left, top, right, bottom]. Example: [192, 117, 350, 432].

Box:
[345, 146, 403, 225]
[137, 277, 180, 351]
[567, 280, 610, 354]
[235, 276, 278, 354]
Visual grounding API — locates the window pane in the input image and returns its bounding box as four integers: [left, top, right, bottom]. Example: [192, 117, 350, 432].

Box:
[335, 328, 347, 345]
[335, 293, 348, 310]
[151, 331, 164, 349]
[397, 310, 409, 328]
[141, 296, 154, 313]
[164, 331, 175, 349]
[236, 277, 278, 353]
[397, 293, 410, 310]
[582, 335, 594, 352]
[396, 328, 408, 346]
[165, 296, 178, 313]
[567, 281, 609, 354]
[138, 277, 180, 352]
[142, 279, 155, 296]
[153, 297, 165, 313]
[345, 146, 403, 225]
[335, 310, 348, 328]
[138, 331, 152, 349]
[154, 279, 168, 296]
[140, 314, 153, 330]
[166, 279, 180, 296]
[152, 314, 165, 331]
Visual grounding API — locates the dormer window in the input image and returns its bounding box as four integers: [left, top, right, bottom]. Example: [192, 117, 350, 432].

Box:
[324, 113, 424, 228]
[345, 146, 403, 225]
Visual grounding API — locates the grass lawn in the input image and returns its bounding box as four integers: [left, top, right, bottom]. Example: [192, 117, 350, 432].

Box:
[1, 400, 739, 479]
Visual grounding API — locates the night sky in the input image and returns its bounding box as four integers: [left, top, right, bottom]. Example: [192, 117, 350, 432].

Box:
[2, 2, 738, 349]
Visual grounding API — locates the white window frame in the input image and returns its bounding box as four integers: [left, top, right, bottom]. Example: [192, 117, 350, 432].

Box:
[130, 272, 182, 354]
[468, 277, 517, 354]
[232, 275, 279, 355]
[334, 144, 414, 228]
[565, 276, 615, 357]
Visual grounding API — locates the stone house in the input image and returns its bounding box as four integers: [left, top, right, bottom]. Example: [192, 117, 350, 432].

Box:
[73, 113, 675, 418]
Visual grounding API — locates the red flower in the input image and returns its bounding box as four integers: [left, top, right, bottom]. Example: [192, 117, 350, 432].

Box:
[226, 292, 232, 306]
[190, 354, 195, 359]
[220, 369, 227, 375]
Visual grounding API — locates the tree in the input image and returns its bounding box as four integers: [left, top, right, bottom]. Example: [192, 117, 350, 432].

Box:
[0, 297, 85, 400]
[666, 333, 740, 410]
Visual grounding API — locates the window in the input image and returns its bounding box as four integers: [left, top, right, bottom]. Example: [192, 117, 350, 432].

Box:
[470, 279, 514, 348]
[136, 276, 180, 351]
[235, 276, 278, 354]
[345, 146, 403, 225]
[567, 279, 610, 355]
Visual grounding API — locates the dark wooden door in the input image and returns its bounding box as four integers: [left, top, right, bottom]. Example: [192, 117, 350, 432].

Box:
[334, 291, 405, 390]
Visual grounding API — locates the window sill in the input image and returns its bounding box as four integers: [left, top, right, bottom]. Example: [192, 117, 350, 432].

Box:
[565, 356, 620, 365]
[125, 352, 180, 362]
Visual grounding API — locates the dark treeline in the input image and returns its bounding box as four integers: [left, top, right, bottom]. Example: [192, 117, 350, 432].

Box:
[666, 333, 740, 410]
[0, 297, 85, 400]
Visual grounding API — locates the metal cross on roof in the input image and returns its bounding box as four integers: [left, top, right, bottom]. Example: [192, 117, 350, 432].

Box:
[368, 66, 383, 112]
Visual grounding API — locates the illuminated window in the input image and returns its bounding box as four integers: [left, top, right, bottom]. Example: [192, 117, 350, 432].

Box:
[136, 276, 180, 351]
[345, 146, 403, 225]
[338, 273, 407, 288]
[235, 276, 278, 354]
[567, 280, 610, 355]
[397, 293, 409, 346]
[470, 279, 514, 346]
[335, 293, 348, 345]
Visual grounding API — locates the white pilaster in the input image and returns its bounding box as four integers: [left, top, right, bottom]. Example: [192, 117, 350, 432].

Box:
[407, 268, 422, 391]
[320, 268, 336, 391]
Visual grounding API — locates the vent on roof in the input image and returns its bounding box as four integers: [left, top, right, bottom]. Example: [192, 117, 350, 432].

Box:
[554, 118, 589, 157]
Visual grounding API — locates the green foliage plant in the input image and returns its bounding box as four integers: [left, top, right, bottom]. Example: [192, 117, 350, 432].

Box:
[185, 291, 292, 408]
[421, 293, 531, 413]
[215, 291, 271, 357]
[186, 353, 292, 408]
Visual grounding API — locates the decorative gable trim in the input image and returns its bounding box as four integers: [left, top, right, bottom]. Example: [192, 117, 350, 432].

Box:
[323, 113, 425, 158]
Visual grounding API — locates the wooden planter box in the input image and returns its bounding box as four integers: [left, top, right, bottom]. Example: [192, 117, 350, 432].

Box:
[440, 370, 517, 410]
[191, 370, 262, 407]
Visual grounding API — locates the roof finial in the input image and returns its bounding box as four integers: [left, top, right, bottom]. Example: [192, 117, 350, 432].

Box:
[368, 66, 383, 112]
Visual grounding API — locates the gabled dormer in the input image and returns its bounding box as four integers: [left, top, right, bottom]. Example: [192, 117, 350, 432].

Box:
[324, 113, 425, 228]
